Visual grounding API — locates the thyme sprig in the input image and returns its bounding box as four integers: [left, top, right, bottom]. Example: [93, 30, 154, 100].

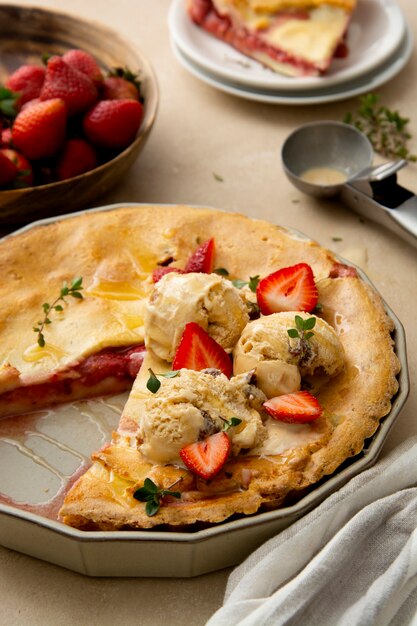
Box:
[288, 315, 316, 361]
[146, 368, 180, 393]
[133, 477, 182, 516]
[33, 277, 84, 347]
[344, 93, 416, 162]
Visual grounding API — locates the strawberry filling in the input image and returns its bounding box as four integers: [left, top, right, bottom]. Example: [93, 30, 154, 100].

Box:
[187, 0, 326, 75]
[0, 344, 146, 416]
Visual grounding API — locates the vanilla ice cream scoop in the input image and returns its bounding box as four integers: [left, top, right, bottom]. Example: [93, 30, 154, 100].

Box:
[233, 312, 345, 397]
[138, 369, 266, 464]
[144, 272, 249, 362]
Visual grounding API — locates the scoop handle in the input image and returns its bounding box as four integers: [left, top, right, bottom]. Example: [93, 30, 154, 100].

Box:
[341, 182, 417, 249]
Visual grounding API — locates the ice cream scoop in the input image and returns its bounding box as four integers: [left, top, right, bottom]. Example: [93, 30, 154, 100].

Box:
[233, 312, 345, 397]
[144, 272, 249, 362]
[138, 369, 266, 464]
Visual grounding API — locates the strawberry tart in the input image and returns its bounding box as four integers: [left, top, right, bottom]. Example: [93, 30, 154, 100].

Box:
[186, 0, 356, 77]
[0, 205, 400, 529]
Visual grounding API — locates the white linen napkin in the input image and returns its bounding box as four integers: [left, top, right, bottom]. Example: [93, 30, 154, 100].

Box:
[207, 436, 417, 626]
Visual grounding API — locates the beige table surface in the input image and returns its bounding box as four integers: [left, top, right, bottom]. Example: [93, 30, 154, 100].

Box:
[1, 0, 416, 624]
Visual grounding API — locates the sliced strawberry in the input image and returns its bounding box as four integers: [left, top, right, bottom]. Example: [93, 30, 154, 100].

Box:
[151, 266, 185, 283]
[180, 431, 230, 480]
[172, 322, 232, 378]
[263, 390, 323, 424]
[256, 263, 318, 314]
[184, 238, 215, 273]
[329, 262, 358, 278]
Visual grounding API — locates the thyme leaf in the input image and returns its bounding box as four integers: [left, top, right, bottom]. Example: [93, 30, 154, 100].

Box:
[344, 93, 416, 161]
[146, 368, 180, 393]
[220, 416, 242, 432]
[287, 315, 316, 362]
[232, 275, 260, 293]
[33, 277, 84, 347]
[133, 477, 182, 516]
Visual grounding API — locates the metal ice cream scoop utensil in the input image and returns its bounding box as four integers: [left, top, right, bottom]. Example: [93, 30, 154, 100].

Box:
[282, 122, 417, 249]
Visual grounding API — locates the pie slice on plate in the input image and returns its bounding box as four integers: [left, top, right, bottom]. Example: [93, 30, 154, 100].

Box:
[186, 0, 357, 76]
[0, 205, 400, 530]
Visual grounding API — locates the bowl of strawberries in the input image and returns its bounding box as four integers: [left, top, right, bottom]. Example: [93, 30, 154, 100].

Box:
[0, 5, 158, 225]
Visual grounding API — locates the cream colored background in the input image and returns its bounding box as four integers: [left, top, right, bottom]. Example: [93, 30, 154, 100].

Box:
[1, 0, 416, 624]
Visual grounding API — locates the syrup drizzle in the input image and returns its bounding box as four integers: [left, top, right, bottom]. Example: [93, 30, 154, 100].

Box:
[0, 395, 126, 521]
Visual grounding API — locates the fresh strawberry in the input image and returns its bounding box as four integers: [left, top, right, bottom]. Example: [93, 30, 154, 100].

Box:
[263, 391, 323, 424]
[40, 56, 98, 116]
[83, 99, 143, 149]
[56, 138, 97, 181]
[5, 64, 45, 106]
[0, 127, 13, 147]
[180, 431, 230, 480]
[21, 98, 40, 111]
[256, 263, 318, 314]
[62, 49, 103, 88]
[0, 149, 33, 186]
[172, 322, 232, 378]
[151, 266, 185, 283]
[102, 76, 140, 101]
[0, 151, 18, 186]
[12, 98, 67, 160]
[184, 238, 215, 273]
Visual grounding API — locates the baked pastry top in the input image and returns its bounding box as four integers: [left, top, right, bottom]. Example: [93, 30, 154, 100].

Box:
[4, 204, 393, 531]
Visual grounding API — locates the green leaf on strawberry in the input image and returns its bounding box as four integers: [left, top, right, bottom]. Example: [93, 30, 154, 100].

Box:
[0, 87, 20, 118]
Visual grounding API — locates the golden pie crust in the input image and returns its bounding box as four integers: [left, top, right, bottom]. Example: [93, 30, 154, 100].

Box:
[13, 204, 394, 531]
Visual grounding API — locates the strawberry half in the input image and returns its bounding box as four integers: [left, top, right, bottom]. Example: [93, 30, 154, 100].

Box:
[172, 322, 232, 378]
[263, 391, 323, 424]
[184, 238, 215, 273]
[180, 431, 230, 480]
[256, 263, 318, 314]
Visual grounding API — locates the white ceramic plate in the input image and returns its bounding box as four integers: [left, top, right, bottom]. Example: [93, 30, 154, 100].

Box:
[171, 23, 413, 105]
[0, 204, 409, 577]
[169, 0, 406, 91]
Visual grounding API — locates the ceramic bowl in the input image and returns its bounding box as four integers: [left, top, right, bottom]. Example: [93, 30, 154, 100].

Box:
[0, 5, 158, 225]
[0, 204, 409, 578]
